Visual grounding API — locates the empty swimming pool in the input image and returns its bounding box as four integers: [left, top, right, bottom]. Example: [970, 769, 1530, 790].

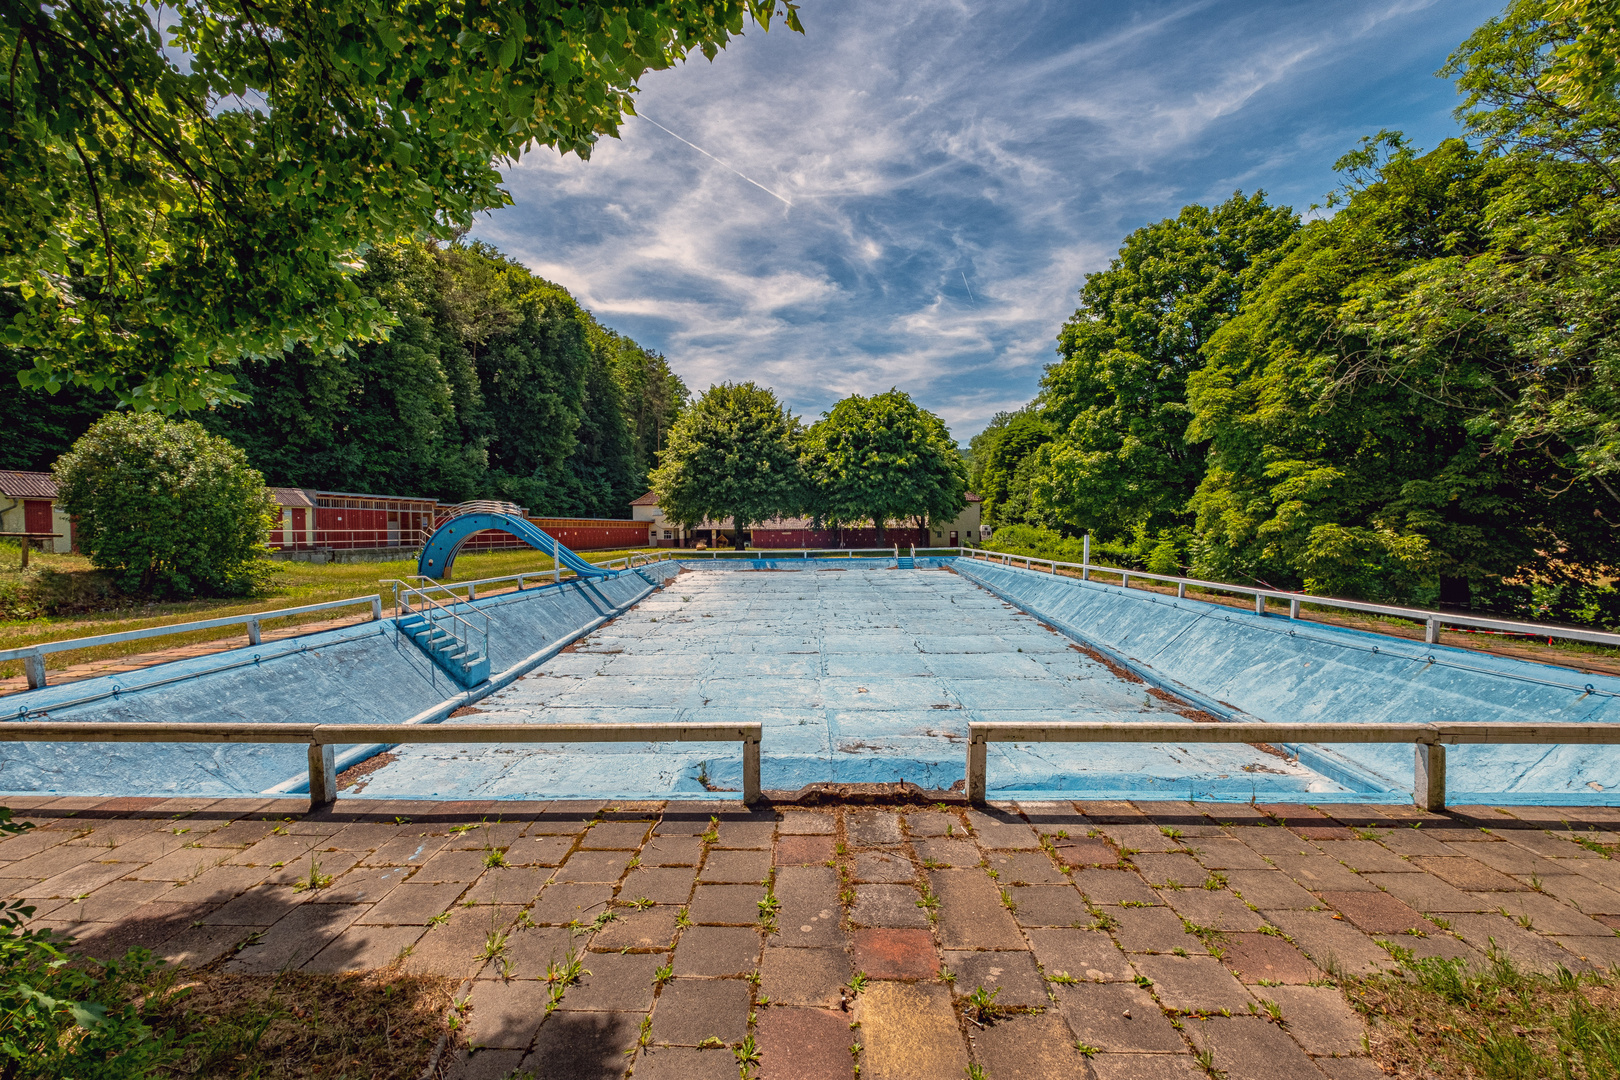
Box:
[350, 567, 1342, 800]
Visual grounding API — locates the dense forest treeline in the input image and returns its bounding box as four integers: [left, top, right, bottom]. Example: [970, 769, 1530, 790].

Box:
[972, 1, 1620, 626]
[1, 241, 686, 518]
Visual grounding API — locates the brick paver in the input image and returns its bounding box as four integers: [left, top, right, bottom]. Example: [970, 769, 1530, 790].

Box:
[6, 795, 1620, 1078]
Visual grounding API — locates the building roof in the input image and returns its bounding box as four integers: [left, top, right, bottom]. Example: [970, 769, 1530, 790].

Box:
[268, 487, 317, 508]
[631, 491, 660, 506]
[0, 471, 57, 499]
[966, 492, 982, 502]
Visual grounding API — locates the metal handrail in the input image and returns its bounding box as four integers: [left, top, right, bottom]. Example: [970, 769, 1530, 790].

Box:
[390, 581, 489, 665]
[2, 595, 384, 691]
[960, 547, 1620, 650]
[0, 720, 764, 805]
[965, 719, 1620, 809]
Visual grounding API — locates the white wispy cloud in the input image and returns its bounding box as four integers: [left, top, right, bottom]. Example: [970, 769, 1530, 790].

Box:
[474, 0, 1500, 440]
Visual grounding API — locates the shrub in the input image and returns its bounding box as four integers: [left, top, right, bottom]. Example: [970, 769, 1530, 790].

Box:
[0, 808, 187, 1079]
[53, 414, 275, 597]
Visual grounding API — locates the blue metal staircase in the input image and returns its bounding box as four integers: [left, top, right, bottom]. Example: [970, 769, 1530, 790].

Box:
[397, 608, 490, 687]
[896, 556, 915, 569]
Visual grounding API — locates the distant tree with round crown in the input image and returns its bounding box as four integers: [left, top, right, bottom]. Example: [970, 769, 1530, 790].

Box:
[649, 382, 805, 549]
[803, 389, 968, 545]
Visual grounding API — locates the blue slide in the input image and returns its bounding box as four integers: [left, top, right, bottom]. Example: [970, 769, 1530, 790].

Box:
[417, 511, 620, 580]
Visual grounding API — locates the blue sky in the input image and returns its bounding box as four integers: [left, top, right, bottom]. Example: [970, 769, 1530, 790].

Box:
[470, 0, 1505, 443]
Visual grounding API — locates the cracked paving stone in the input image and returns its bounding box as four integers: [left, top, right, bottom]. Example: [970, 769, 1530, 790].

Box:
[1185, 1015, 1320, 1080]
[846, 812, 903, 847]
[929, 869, 1023, 949]
[970, 1012, 1096, 1080]
[648, 978, 751, 1046]
[756, 1006, 856, 1080]
[1256, 985, 1365, 1055]
[1217, 934, 1323, 984]
[761, 948, 850, 1007]
[672, 925, 760, 977]
[689, 883, 765, 925]
[943, 949, 1047, 1007]
[1026, 927, 1130, 982]
[856, 981, 970, 1080]
[1130, 954, 1252, 1013]
[556, 951, 662, 1013]
[853, 851, 913, 883]
[774, 866, 842, 947]
[850, 883, 931, 929]
[592, 907, 678, 950]
[1053, 981, 1184, 1053]
[1009, 884, 1089, 927]
[700, 848, 772, 883]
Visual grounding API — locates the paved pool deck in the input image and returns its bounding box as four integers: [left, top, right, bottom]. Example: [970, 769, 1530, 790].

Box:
[354, 567, 1342, 801]
[8, 794, 1620, 1080]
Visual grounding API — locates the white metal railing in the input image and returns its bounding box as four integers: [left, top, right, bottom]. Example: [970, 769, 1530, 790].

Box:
[0, 721, 763, 805]
[959, 546, 1620, 651]
[387, 581, 489, 664]
[1, 595, 384, 691]
[965, 720, 1620, 811]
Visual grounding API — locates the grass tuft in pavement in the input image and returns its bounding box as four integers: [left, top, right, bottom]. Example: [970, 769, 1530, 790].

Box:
[1346, 944, 1620, 1078]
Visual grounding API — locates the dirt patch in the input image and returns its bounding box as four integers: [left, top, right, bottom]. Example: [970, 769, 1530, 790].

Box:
[1068, 642, 1144, 684]
[150, 967, 458, 1080]
[448, 705, 487, 718]
[767, 781, 966, 806]
[336, 752, 398, 793]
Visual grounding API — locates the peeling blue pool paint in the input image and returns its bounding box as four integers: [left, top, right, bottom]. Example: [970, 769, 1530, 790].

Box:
[2, 557, 1615, 804]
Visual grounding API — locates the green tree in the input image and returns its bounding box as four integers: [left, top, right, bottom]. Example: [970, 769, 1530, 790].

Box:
[590, 324, 689, 491]
[3, 0, 799, 411]
[649, 382, 805, 549]
[1187, 135, 1613, 606]
[973, 409, 1051, 528]
[802, 389, 967, 545]
[54, 413, 275, 596]
[1029, 191, 1299, 542]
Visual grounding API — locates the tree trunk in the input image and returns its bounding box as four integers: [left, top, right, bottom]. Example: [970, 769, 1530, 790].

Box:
[1439, 575, 1471, 610]
[874, 518, 886, 547]
[733, 516, 747, 550]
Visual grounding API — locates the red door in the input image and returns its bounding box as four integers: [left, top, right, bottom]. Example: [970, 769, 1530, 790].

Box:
[291, 507, 307, 548]
[24, 500, 52, 536]
[949, 531, 958, 546]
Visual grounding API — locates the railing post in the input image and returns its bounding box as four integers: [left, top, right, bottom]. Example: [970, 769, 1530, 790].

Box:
[1289, 598, 1300, 619]
[247, 618, 262, 646]
[371, 596, 382, 621]
[1414, 742, 1446, 812]
[23, 653, 46, 690]
[967, 732, 987, 804]
[308, 742, 338, 807]
[553, 535, 561, 584]
[467, 583, 476, 600]
[1176, 581, 1186, 599]
[1121, 571, 1130, 589]
[1254, 593, 1266, 617]
[1425, 617, 1440, 645]
[742, 736, 761, 805]
[1082, 533, 1090, 580]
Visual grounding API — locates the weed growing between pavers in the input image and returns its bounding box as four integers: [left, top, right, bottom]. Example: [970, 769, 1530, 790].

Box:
[1346, 945, 1620, 1078]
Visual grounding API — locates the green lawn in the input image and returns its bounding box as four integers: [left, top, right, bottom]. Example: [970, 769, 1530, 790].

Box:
[0, 541, 659, 680]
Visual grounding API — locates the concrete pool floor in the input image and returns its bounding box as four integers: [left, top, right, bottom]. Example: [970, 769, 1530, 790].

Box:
[351, 568, 1341, 801]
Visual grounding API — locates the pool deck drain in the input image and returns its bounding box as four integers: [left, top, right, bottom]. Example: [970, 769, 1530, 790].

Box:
[8, 794, 1620, 1079]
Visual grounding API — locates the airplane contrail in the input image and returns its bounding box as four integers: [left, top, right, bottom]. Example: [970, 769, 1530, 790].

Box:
[962, 272, 976, 304]
[636, 113, 793, 207]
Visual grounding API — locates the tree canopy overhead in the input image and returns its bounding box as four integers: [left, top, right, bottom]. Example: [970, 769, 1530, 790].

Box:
[2, 0, 799, 411]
